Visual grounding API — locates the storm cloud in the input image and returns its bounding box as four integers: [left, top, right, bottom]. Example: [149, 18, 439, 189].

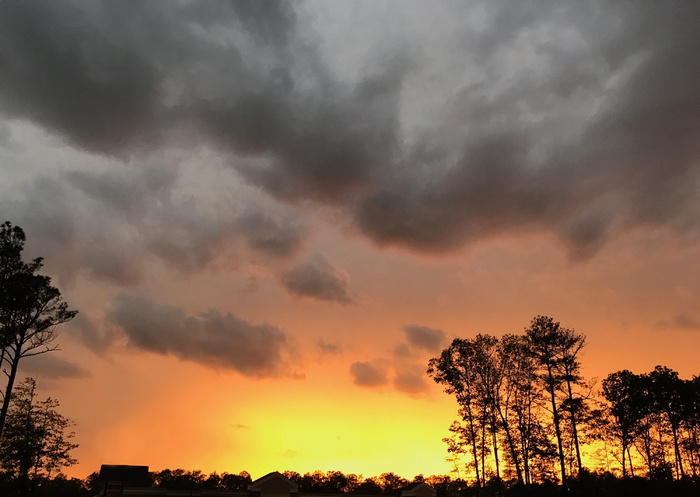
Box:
[107, 293, 291, 378]
[1, 0, 699, 265]
[1, 156, 306, 285]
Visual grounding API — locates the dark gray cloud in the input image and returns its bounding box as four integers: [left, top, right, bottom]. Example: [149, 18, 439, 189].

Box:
[3, 174, 145, 286]
[1, 1, 699, 261]
[19, 354, 91, 380]
[353, 1, 700, 259]
[1, 158, 306, 285]
[281, 255, 354, 304]
[107, 293, 291, 377]
[235, 210, 304, 259]
[68, 312, 119, 354]
[0, 2, 164, 154]
[403, 325, 446, 352]
[349, 362, 387, 387]
[66, 164, 177, 219]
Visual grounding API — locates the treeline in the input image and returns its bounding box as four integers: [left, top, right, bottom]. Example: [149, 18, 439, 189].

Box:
[428, 315, 700, 489]
[281, 471, 456, 495]
[8, 467, 700, 497]
[13, 470, 467, 497]
[602, 366, 700, 480]
[81, 469, 463, 495]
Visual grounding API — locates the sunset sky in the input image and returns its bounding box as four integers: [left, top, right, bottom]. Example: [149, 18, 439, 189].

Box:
[1, 0, 700, 482]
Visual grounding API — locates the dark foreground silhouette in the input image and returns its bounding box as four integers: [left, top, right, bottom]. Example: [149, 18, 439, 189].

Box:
[3, 468, 700, 497]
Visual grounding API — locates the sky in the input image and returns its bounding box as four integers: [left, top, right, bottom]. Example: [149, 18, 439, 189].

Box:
[1, 0, 700, 481]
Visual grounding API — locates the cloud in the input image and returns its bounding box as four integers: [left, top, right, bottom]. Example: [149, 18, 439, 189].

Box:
[403, 325, 446, 352]
[393, 368, 429, 395]
[107, 293, 291, 378]
[349, 362, 387, 388]
[281, 255, 354, 304]
[0, 2, 165, 155]
[351, 2, 700, 258]
[656, 314, 700, 331]
[241, 276, 260, 294]
[393, 343, 412, 358]
[317, 339, 342, 355]
[674, 315, 700, 330]
[19, 354, 91, 380]
[356, 325, 444, 395]
[0, 154, 307, 285]
[235, 209, 304, 258]
[68, 312, 120, 354]
[0, 1, 699, 264]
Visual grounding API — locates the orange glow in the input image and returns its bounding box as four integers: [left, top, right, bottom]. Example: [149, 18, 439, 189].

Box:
[23, 227, 700, 481]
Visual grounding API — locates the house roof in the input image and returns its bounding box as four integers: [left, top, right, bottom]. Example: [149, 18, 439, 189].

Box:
[248, 472, 299, 492]
[401, 482, 436, 497]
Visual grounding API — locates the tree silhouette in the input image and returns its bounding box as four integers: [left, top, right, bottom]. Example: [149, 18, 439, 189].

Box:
[597, 366, 700, 480]
[428, 338, 483, 487]
[647, 366, 687, 479]
[0, 222, 77, 439]
[601, 370, 647, 477]
[525, 316, 571, 485]
[554, 325, 587, 476]
[220, 471, 252, 489]
[0, 377, 78, 496]
[430, 316, 591, 486]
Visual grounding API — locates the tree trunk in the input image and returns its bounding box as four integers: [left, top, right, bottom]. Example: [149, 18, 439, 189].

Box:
[546, 366, 567, 485]
[465, 401, 482, 487]
[628, 446, 635, 477]
[0, 343, 21, 439]
[496, 404, 523, 483]
[642, 428, 653, 476]
[670, 424, 685, 479]
[522, 391, 533, 485]
[566, 381, 583, 476]
[492, 430, 500, 481]
[480, 417, 487, 484]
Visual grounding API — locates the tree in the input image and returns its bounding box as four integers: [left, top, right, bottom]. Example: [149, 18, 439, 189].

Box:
[377, 472, 408, 494]
[601, 370, 647, 478]
[553, 324, 587, 477]
[0, 378, 78, 496]
[0, 222, 77, 438]
[647, 366, 687, 479]
[354, 477, 383, 495]
[0, 224, 27, 385]
[428, 338, 483, 487]
[683, 377, 700, 478]
[498, 334, 539, 484]
[154, 469, 210, 490]
[429, 317, 601, 487]
[525, 316, 566, 484]
[220, 471, 252, 490]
